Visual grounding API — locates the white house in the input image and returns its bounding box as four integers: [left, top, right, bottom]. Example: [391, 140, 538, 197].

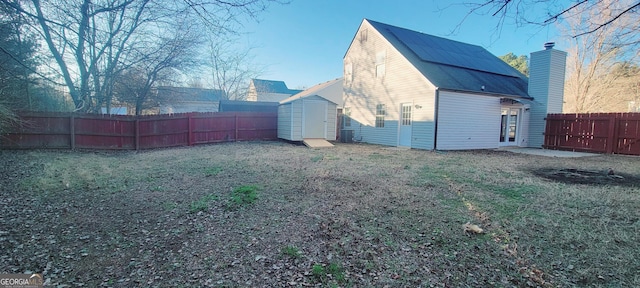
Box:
[157, 86, 226, 114]
[342, 19, 566, 150]
[246, 79, 303, 102]
[277, 79, 340, 143]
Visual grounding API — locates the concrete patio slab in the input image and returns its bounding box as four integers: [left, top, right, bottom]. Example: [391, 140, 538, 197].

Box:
[497, 147, 599, 158]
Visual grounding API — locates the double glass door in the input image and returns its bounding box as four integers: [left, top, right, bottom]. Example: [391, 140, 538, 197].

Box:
[500, 108, 519, 145]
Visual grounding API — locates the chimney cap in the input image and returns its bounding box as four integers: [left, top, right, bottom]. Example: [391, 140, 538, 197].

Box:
[544, 42, 555, 50]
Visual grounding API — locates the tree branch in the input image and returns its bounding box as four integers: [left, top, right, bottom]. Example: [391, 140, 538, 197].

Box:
[574, 1, 640, 38]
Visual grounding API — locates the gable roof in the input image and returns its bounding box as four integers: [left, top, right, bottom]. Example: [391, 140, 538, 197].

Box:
[251, 79, 303, 95]
[364, 19, 530, 98]
[280, 78, 342, 104]
[157, 86, 226, 102]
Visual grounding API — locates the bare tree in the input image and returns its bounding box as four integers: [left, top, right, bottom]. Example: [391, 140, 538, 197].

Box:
[1, 0, 278, 112]
[207, 36, 264, 100]
[562, 0, 639, 112]
[114, 19, 202, 115]
[450, 0, 640, 39]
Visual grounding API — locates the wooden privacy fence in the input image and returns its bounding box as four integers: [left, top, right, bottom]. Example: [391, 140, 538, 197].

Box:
[1, 111, 277, 150]
[544, 112, 640, 155]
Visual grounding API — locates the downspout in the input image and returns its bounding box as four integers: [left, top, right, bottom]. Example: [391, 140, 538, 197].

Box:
[433, 89, 440, 150]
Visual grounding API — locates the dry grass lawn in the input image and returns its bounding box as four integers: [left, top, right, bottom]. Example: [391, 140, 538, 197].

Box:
[1, 141, 638, 287]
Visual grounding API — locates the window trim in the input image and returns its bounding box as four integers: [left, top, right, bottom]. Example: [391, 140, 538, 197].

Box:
[375, 104, 385, 128]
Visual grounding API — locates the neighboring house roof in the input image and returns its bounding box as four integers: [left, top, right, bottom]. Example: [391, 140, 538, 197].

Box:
[280, 78, 343, 105]
[364, 19, 530, 99]
[251, 79, 303, 95]
[157, 86, 226, 102]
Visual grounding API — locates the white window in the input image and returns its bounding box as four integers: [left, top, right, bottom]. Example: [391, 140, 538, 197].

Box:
[359, 28, 368, 42]
[375, 104, 385, 128]
[376, 51, 386, 78]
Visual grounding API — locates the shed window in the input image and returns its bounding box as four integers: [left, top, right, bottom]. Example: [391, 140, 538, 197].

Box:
[375, 104, 385, 128]
[343, 107, 352, 127]
[376, 51, 386, 78]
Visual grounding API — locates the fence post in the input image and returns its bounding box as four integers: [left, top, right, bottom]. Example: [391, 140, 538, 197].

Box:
[235, 113, 238, 142]
[606, 114, 616, 154]
[69, 114, 75, 150]
[135, 118, 140, 151]
[188, 113, 193, 146]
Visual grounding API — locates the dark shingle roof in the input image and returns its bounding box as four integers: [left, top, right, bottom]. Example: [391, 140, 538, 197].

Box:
[366, 19, 530, 98]
[251, 79, 303, 95]
[157, 86, 226, 102]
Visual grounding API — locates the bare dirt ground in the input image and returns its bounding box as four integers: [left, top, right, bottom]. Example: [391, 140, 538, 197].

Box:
[1, 141, 638, 287]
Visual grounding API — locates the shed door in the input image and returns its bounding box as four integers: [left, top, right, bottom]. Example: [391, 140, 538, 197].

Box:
[399, 103, 412, 147]
[303, 100, 327, 139]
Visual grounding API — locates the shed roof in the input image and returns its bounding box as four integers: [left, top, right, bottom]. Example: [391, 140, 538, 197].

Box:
[157, 86, 226, 102]
[365, 19, 530, 99]
[280, 78, 342, 104]
[251, 79, 303, 95]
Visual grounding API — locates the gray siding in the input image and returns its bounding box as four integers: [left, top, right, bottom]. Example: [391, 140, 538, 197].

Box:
[344, 20, 436, 149]
[277, 104, 293, 140]
[527, 48, 567, 147]
[291, 101, 303, 141]
[326, 101, 337, 141]
[436, 91, 501, 150]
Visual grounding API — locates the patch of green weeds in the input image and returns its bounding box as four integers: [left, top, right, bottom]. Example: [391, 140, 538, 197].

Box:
[161, 201, 177, 211]
[150, 185, 164, 192]
[204, 166, 223, 176]
[311, 262, 346, 284]
[227, 185, 258, 209]
[327, 263, 346, 282]
[312, 264, 325, 281]
[281, 245, 301, 258]
[189, 194, 219, 213]
[310, 155, 323, 162]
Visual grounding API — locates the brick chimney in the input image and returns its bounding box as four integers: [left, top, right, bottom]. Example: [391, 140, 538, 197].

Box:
[527, 42, 567, 148]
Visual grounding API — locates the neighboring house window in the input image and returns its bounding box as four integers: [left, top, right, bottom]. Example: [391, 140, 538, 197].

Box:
[376, 51, 386, 78]
[343, 107, 351, 127]
[359, 28, 368, 42]
[375, 104, 385, 128]
[344, 63, 353, 83]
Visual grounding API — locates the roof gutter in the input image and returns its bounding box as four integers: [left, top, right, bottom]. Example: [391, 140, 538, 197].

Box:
[438, 87, 533, 100]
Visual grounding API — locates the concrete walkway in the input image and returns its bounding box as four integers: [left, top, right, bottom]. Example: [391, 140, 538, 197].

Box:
[497, 147, 599, 158]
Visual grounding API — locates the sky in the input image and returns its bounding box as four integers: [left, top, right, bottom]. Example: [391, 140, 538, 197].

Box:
[240, 0, 564, 89]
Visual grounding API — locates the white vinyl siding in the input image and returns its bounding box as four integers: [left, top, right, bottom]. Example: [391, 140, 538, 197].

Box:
[326, 102, 337, 141]
[277, 104, 293, 140]
[436, 91, 501, 150]
[277, 95, 336, 141]
[527, 49, 567, 148]
[343, 20, 436, 149]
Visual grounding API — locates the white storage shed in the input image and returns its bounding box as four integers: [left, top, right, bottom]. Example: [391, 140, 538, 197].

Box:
[278, 79, 341, 143]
